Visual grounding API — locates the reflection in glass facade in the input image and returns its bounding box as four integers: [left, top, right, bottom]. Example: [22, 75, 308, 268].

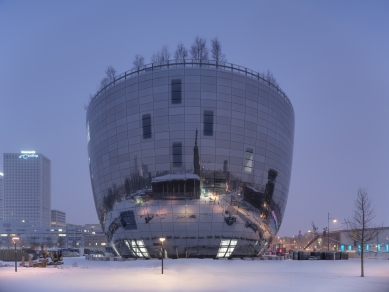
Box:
[86, 61, 295, 258]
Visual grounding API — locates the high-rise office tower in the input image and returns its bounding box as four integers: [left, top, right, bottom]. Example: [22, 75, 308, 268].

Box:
[0, 172, 3, 221]
[51, 209, 66, 227]
[3, 151, 51, 227]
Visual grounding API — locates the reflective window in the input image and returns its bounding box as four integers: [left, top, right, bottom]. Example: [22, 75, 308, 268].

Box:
[125, 239, 150, 258]
[171, 79, 182, 104]
[216, 239, 238, 258]
[142, 114, 152, 139]
[244, 148, 253, 173]
[203, 110, 214, 136]
[172, 142, 182, 167]
[120, 211, 137, 230]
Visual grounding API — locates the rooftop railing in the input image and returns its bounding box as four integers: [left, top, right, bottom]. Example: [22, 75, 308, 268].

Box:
[89, 60, 292, 109]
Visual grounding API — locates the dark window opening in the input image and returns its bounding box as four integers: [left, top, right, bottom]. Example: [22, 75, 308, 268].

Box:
[142, 114, 152, 139]
[203, 110, 214, 136]
[172, 142, 182, 167]
[171, 79, 182, 104]
[120, 210, 137, 230]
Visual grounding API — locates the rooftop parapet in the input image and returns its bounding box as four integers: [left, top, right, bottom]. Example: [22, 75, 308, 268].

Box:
[87, 60, 292, 110]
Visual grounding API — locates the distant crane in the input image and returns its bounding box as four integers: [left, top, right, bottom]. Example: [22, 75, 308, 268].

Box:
[302, 221, 322, 250]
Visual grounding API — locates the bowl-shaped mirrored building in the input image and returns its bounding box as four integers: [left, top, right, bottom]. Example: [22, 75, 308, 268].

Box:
[86, 60, 294, 258]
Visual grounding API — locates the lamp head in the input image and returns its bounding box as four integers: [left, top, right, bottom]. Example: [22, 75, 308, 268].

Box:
[12, 236, 20, 244]
[333, 219, 337, 223]
[159, 237, 166, 243]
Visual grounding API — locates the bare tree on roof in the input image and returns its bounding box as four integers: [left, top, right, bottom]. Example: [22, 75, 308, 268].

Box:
[99, 77, 109, 90]
[98, 65, 117, 91]
[151, 45, 170, 65]
[174, 42, 188, 62]
[132, 54, 145, 70]
[210, 37, 226, 63]
[263, 70, 279, 87]
[190, 36, 209, 62]
[84, 93, 95, 110]
[105, 65, 116, 82]
[344, 188, 383, 277]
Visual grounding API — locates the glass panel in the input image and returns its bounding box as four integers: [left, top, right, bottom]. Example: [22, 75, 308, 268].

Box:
[120, 211, 137, 230]
[203, 110, 214, 136]
[216, 239, 238, 258]
[171, 79, 182, 104]
[172, 142, 182, 167]
[244, 148, 253, 173]
[125, 239, 150, 258]
[142, 114, 152, 139]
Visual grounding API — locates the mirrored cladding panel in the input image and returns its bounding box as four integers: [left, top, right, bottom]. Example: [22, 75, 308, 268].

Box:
[86, 61, 295, 258]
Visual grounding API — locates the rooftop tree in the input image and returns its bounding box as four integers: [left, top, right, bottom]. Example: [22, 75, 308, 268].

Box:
[190, 36, 209, 62]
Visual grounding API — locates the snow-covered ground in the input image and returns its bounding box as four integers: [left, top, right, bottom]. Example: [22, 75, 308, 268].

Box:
[0, 257, 388, 292]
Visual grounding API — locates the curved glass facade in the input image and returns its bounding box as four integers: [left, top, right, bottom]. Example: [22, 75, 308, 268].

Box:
[86, 61, 295, 258]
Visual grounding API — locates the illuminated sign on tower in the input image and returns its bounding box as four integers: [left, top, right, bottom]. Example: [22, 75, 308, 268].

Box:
[19, 151, 38, 159]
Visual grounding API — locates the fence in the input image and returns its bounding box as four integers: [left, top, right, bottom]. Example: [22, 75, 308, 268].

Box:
[0, 249, 30, 261]
[88, 59, 292, 110]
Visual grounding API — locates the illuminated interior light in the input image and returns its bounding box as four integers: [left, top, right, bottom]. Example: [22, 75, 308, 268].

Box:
[216, 239, 238, 258]
[244, 148, 253, 173]
[125, 239, 150, 258]
[21, 151, 36, 154]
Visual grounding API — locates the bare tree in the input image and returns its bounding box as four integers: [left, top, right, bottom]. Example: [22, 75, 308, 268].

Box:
[210, 37, 226, 63]
[190, 36, 209, 62]
[344, 188, 383, 277]
[151, 45, 170, 65]
[174, 42, 188, 62]
[132, 54, 145, 70]
[99, 77, 109, 90]
[105, 65, 116, 82]
[84, 93, 95, 110]
[263, 70, 279, 87]
[98, 65, 117, 91]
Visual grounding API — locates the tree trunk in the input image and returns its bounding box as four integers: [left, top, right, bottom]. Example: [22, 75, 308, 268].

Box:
[361, 248, 364, 277]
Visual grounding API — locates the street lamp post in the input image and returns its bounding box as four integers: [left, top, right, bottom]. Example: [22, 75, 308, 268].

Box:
[328, 213, 337, 251]
[12, 236, 20, 272]
[159, 237, 165, 274]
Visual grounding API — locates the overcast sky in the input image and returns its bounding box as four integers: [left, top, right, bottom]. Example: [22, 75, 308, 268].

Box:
[1, 0, 388, 236]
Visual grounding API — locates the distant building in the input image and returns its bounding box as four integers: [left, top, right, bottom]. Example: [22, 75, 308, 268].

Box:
[3, 151, 51, 227]
[0, 172, 3, 221]
[51, 209, 66, 227]
[0, 221, 107, 251]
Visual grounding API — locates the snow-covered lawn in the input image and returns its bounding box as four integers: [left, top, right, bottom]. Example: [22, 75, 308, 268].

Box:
[0, 257, 388, 292]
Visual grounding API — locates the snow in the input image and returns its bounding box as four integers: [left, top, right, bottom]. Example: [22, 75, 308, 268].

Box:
[0, 257, 388, 292]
